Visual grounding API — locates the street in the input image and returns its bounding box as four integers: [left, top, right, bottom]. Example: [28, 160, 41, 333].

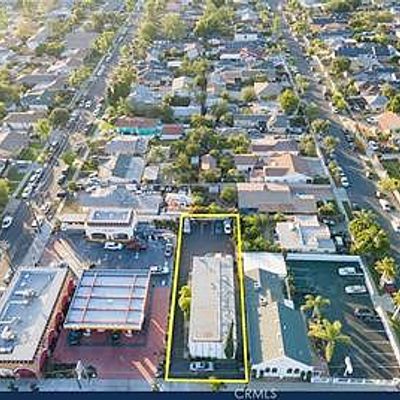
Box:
[276, 0, 400, 261]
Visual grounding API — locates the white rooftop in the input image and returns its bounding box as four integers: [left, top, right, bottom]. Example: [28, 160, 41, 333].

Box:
[0, 267, 67, 363]
[189, 254, 235, 343]
[243, 252, 287, 278]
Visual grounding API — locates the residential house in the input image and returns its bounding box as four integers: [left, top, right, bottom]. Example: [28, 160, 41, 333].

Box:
[201, 154, 217, 171]
[114, 117, 161, 136]
[237, 182, 318, 214]
[364, 94, 388, 113]
[275, 215, 335, 253]
[251, 153, 324, 184]
[234, 154, 259, 174]
[105, 136, 149, 156]
[171, 76, 193, 98]
[26, 26, 49, 50]
[65, 31, 99, 51]
[127, 84, 162, 110]
[254, 81, 283, 100]
[268, 113, 289, 135]
[377, 111, 400, 135]
[160, 124, 184, 141]
[251, 137, 299, 159]
[3, 111, 47, 131]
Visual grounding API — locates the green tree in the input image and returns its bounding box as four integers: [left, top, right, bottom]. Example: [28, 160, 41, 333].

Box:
[69, 66, 91, 87]
[49, 107, 69, 127]
[0, 8, 8, 30]
[375, 257, 397, 287]
[311, 119, 330, 135]
[331, 57, 351, 77]
[279, 89, 299, 114]
[34, 118, 51, 141]
[308, 319, 351, 363]
[0, 178, 9, 209]
[382, 83, 395, 99]
[161, 13, 186, 40]
[392, 290, 400, 321]
[299, 135, 316, 157]
[125, 0, 135, 12]
[241, 86, 256, 103]
[220, 186, 237, 205]
[323, 135, 339, 154]
[62, 150, 77, 167]
[387, 94, 400, 113]
[178, 285, 191, 320]
[378, 177, 400, 193]
[301, 294, 330, 319]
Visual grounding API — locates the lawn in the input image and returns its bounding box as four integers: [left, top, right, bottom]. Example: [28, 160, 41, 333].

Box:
[382, 160, 400, 180]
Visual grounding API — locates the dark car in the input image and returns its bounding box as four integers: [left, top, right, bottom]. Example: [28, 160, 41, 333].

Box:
[68, 330, 82, 346]
[56, 190, 67, 198]
[214, 221, 223, 234]
[354, 307, 380, 322]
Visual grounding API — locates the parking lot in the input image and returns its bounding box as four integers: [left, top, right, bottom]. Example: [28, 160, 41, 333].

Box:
[287, 259, 400, 380]
[168, 216, 246, 380]
[44, 227, 175, 284]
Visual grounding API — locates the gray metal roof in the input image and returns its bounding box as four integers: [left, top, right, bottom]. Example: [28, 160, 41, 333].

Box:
[245, 267, 313, 367]
[0, 267, 68, 362]
[64, 270, 150, 331]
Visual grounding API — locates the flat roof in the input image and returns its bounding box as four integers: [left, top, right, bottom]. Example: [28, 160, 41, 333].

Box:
[87, 208, 133, 224]
[64, 270, 150, 331]
[189, 254, 235, 343]
[0, 267, 68, 363]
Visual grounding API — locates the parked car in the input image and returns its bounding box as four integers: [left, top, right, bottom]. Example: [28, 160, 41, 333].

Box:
[189, 361, 214, 372]
[164, 242, 173, 257]
[1, 216, 13, 229]
[104, 242, 124, 251]
[345, 285, 367, 294]
[3, 269, 14, 285]
[126, 239, 147, 251]
[341, 176, 349, 188]
[391, 217, 400, 233]
[215, 221, 223, 234]
[338, 267, 363, 277]
[223, 219, 232, 235]
[183, 218, 191, 234]
[379, 199, 391, 212]
[149, 265, 169, 275]
[354, 307, 380, 322]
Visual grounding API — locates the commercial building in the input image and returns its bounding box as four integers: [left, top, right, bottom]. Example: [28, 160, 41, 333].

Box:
[188, 254, 237, 359]
[0, 267, 72, 378]
[85, 208, 137, 241]
[243, 253, 315, 379]
[64, 270, 150, 334]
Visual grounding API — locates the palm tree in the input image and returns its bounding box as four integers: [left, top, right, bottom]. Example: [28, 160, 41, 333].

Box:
[178, 285, 191, 320]
[392, 290, 400, 321]
[374, 257, 397, 287]
[308, 319, 351, 363]
[301, 294, 330, 319]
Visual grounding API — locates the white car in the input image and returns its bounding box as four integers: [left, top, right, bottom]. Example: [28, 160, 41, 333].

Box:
[391, 217, 400, 233]
[104, 242, 123, 251]
[189, 361, 214, 372]
[338, 267, 363, 277]
[368, 140, 379, 152]
[164, 242, 173, 257]
[379, 199, 391, 212]
[223, 219, 232, 235]
[345, 285, 367, 294]
[340, 176, 349, 188]
[150, 265, 169, 275]
[1, 216, 13, 229]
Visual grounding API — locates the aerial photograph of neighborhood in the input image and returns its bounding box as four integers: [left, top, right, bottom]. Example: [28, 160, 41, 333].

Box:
[0, 0, 400, 397]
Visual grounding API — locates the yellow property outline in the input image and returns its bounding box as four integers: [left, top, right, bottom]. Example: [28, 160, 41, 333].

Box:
[164, 212, 249, 384]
